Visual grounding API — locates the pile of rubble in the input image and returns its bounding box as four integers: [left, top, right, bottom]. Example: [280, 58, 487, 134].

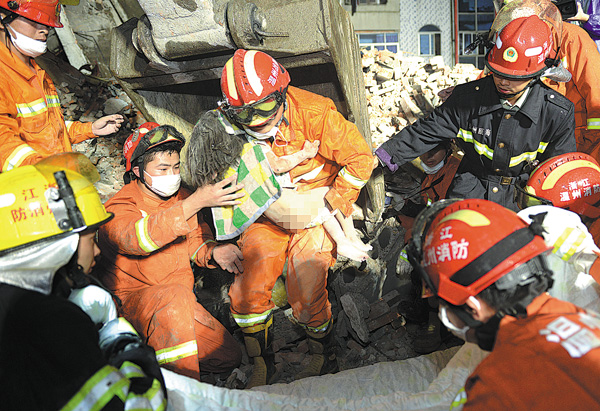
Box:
[363, 49, 482, 148]
[63, 77, 145, 202]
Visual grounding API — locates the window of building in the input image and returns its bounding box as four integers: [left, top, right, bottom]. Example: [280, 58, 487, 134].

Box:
[344, 0, 388, 5]
[358, 32, 399, 53]
[419, 25, 441, 56]
[457, 0, 495, 68]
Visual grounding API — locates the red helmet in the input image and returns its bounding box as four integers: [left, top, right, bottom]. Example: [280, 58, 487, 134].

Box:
[486, 15, 552, 79]
[519, 152, 600, 218]
[220, 49, 290, 127]
[123, 122, 185, 172]
[420, 199, 550, 306]
[0, 0, 62, 28]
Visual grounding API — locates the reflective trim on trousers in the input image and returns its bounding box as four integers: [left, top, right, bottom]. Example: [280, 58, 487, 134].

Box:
[155, 340, 199, 365]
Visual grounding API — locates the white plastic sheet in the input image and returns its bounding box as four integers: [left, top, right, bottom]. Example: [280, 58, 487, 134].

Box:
[164, 344, 488, 411]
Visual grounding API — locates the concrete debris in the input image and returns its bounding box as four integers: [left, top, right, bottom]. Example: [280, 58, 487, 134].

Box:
[362, 48, 482, 148]
[59, 78, 147, 202]
[340, 292, 371, 344]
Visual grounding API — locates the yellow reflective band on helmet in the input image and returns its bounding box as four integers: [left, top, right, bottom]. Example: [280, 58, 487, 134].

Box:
[542, 160, 600, 190]
[135, 216, 160, 253]
[224, 58, 238, 102]
[3, 144, 36, 172]
[450, 387, 467, 410]
[60, 365, 129, 411]
[232, 309, 273, 327]
[587, 118, 600, 130]
[523, 185, 544, 208]
[339, 166, 368, 188]
[439, 209, 491, 227]
[155, 340, 198, 365]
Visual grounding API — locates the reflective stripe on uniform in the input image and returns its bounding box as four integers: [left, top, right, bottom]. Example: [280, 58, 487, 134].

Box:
[457, 128, 548, 168]
[457, 129, 494, 160]
[15, 94, 59, 118]
[65, 120, 75, 132]
[449, 387, 467, 410]
[306, 318, 330, 333]
[120, 379, 166, 411]
[119, 361, 146, 379]
[117, 362, 166, 411]
[339, 166, 368, 188]
[3, 144, 36, 171]
[155, 340, 198, 365]
[135, 216, 160, 253]
[232, 309, 273, 327]
[61, 365, 129, 411]
[552, 227, 588, 261]
[46, 95, 60, 108]
[588, 118, 600, 130]
[508, 141, 548, 167]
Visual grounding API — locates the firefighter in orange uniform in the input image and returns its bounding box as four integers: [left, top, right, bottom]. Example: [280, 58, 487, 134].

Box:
[406, 198, 600, 410]
[97, 123, 244, 381]
[219, 49, 373, 387]
[544, 13, 600, 158]
[0, 0, 123, 172]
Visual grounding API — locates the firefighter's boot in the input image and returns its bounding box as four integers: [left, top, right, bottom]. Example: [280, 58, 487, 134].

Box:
[243, 315, 278, 389]
[294, 326, 338, 380]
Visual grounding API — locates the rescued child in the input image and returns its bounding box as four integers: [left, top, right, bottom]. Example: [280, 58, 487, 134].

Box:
[186, 109, 371, 261]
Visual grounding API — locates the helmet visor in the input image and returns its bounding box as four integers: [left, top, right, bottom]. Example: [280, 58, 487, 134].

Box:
[514, 181, 553, 209]
[222, 90, 285, 126]
[144, 125, 185, 148]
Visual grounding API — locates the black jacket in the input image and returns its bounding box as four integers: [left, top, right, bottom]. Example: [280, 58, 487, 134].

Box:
[376, 76, 576, 210]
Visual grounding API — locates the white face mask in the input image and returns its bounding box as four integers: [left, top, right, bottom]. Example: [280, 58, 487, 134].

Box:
[422, 159, 445, 175]
[243, 125, 279, 140]
[439, 305, 471, 341]
[7, 24, 47, 58]
[144, 171, 181, 197]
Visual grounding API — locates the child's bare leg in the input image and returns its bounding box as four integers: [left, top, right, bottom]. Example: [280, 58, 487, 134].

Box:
[264, 187, 330, 231]
[335, 213, 372, 252]
[322, 217, 369, 262]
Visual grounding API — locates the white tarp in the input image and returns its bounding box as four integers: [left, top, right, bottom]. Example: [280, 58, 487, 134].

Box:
[164, 343, 487, 411]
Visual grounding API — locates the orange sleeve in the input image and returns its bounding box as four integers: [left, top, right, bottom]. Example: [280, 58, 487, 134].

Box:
[565, 24, 600, 133]
[188, 215, 218, 268]
[64, 120, 96, 145]
[314, 100, 373, 217]
[0, 85, 42, 171]
[101, 195, 199, 256]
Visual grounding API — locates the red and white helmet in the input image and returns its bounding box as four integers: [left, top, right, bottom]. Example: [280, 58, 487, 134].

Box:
[519, 152, 600, 219]
[220, 49, 290, 127]
[0, 0, 62, 28]
[420, 199, 550, 306]
[123, 122, 185, 172]
[486, 15, 553, 79]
